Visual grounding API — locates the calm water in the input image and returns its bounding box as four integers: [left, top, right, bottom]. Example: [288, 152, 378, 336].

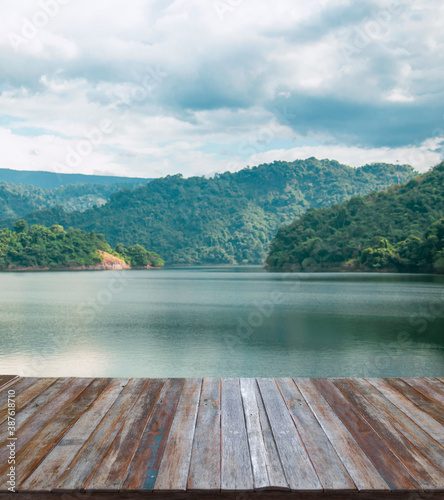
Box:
[0, 267, 443, 378]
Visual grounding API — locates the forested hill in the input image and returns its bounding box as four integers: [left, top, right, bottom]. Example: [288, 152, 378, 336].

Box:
[266, 162, 444, 273]
[0, 168, 149, 189]
[0, 181, 146, 220]
[19, 158, 415, 264]
[0, 220, 163, 271]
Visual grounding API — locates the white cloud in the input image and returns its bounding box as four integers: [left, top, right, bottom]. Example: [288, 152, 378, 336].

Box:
[0, 0, 443, 177]
[385, 88, 415, 102]
[248, 139, 444, 173]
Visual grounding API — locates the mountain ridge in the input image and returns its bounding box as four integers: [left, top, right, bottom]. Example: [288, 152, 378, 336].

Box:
[14, 158, 416, 265]
[0, 167, 151, 189]
[266, 162, 444, 273]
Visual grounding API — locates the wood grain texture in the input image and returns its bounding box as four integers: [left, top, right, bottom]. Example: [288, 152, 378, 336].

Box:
[368, 378, 444, 445]
[294, 378, 389, 491]
[187, 378, 221, 492]
[277, 378, 355, 491]
[332, 378, 444, 490]
[312, 378, 419, 490]
[0, 378, 108, 490]
[154, 378, 202, 492]
[54, 378, 145, 491]
[253, 379, 289, 490]
[87, 378, 165, 491]
[0, 378, 88, 470]
[0, 379, 56, 427]
[122, 378, 185, 491]
[7, 378, 70, 432]
[402, 378, 444, 407]
[221, 378, 254, 491]
[21, 379, 131, 491]
[386, 378, 444, 424]
[0, 375, 441, 497]
[241, 378, 289, 491]
[1, 490, 443, 500]
[350, 378, 444, 471]
[0, 376, 19, 391]
[257, 378, 321, 492]
[0, 378, 40, 424]
[240, 378, 271, 490]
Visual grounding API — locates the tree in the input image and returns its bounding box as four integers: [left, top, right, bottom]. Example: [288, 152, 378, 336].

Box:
[125, 244, 150, 267]
[13, 219, 28, 233]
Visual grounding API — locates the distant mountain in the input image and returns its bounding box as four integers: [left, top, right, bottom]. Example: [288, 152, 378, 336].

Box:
[266, 162, 444, 273]
[0, 168, 150, 189]
[18, 158, 416, 264]
[0, 181, 146, 220]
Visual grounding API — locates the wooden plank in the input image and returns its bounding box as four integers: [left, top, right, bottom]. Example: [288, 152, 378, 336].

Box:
[241, 378, 288, 491]
[86, 379, 165, 491]
[313, 378, 419, 490]
[0, 376, 19, 391]
[404, 378, 444, 407]
[294, 378, 389, 491]
[0, 379, 56, 426]
[54, 378, 145, 491]
[0, 379, 70, 442]
[240, 378, 270, 490]
[387, 378, 444, 424]
[21, 379, 131, 491]
[350, 378, 444, 471]
[277, 378, 355, 491]
[0, 378, 109, 489]
[0, 378, 89, 469]
[0, 377, 35, 396]
[7, 379, 67, 431]
[368, 378, 444, 445]
[254, 379, 289, 490]
[122, 378, 185, 491]
[187, 378, 221, 492]
[332, 378, 444, 490]
[221, 378, 254, 491]
[257, 378, 321, 492]
[154, 378, 202, 492]
[0, 378, 39, 423]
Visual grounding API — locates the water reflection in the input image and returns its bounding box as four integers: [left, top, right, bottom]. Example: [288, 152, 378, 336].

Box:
[0, 268, 443, 377]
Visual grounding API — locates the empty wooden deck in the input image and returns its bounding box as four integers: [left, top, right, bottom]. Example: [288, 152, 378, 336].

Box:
[0, 376, 443, 499]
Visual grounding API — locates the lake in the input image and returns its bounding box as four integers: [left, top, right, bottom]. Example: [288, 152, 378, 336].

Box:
[0, 267, 443, 378]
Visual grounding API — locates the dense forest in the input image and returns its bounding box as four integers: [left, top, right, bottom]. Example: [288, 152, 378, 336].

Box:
[0, 168, 149, 189]
[266, 162, 444, 273]
[14, 158, 415, 264]
[0, 220, 163, 271]
[0, 181, 146, 220]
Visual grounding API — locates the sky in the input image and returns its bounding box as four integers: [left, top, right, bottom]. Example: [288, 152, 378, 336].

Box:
[0, 0, 443, 178]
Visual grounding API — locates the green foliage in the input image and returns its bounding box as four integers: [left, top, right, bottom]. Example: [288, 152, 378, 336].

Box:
[13, 219, 28, 233]
[0, 168, 149, 189]
[266, 162, 444, 273]
[16, 158, 415, 264]
[0, 222, 162, 270]
[120, 244, 165, 268]
[0, 181, 145, 220]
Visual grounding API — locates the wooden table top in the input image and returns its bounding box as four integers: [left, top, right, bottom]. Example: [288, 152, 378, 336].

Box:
[0, 375, 443, 499]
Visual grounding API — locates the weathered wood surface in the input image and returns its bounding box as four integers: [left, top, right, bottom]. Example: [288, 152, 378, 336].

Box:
[0, 376, 443, 499]
[187, 378, 221, 492]
[220, 378, 254, 491]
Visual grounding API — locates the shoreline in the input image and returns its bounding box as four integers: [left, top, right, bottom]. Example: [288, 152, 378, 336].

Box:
[0, 265, 162, 273]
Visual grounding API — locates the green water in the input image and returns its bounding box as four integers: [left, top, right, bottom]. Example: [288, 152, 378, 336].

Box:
[0, 267, 443, 377]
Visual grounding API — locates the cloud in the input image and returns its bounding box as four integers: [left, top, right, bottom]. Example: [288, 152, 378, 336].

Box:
[0, 0, 443, 177]
[248, 138, 444, 173]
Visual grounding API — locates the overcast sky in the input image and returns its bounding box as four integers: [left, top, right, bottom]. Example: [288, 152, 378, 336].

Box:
[1, 0, 443, 178]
